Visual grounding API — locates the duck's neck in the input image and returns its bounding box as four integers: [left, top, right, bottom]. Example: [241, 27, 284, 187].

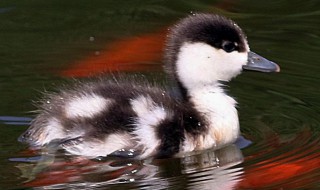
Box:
[187, 84, 240, 149]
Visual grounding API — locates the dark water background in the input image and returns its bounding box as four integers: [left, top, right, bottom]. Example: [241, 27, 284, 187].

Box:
[0, 0, 319, 189]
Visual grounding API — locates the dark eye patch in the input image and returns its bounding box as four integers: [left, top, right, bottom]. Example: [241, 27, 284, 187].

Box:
[222, 41, 238, 53]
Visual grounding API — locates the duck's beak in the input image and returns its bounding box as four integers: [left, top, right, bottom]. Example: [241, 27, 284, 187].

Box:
[243, 51, 280, 72]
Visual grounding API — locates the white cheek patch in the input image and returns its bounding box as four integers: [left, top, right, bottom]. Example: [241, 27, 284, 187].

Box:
[213, 49, 247, 81]
[175, 42, 248, 89]
[65, 94, 113, 119]
[130, 95, 168, 158]
[176, 42, 216, 89]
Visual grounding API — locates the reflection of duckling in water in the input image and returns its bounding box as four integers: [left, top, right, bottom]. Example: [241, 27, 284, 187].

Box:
[14, 144, 243, 189]
[19, 13, 279, 159]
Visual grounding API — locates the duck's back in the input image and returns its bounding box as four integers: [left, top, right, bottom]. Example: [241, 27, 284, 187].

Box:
[20, 76, 206, 158]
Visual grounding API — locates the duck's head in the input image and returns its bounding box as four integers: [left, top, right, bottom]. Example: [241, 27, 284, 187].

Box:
[165, 13, 280, 92]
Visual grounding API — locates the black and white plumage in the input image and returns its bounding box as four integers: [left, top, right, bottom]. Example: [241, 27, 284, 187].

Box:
[19, 13, 280, 159]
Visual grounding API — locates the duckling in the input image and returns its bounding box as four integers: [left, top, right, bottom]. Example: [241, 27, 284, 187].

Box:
[19, 13, 280, 159]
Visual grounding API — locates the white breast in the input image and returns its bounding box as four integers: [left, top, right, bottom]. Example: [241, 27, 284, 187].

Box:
[182, 85, 240, 152]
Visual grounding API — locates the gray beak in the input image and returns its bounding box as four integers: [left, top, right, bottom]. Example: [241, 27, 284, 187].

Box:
[243, 51, 280, 72]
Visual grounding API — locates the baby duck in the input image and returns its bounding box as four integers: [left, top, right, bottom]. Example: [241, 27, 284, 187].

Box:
[19, 13, 280, 159]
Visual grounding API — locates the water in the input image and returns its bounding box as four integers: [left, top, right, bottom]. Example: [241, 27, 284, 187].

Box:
[1, 0, 320, 189]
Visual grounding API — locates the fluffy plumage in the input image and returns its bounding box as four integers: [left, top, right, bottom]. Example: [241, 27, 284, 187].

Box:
[19, 13, 279, 159]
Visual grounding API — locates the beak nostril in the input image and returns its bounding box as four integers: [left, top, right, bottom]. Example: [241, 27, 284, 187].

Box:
[244, 51, 280, 72]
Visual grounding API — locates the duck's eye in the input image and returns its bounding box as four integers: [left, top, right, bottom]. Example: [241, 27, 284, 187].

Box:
[222, 41, 237, 53]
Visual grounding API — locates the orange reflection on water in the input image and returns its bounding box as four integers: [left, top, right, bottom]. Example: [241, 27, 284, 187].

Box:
[62, 30, 166, 77]
[238, 153, 320, 189]
[238, 130, 320, 189]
